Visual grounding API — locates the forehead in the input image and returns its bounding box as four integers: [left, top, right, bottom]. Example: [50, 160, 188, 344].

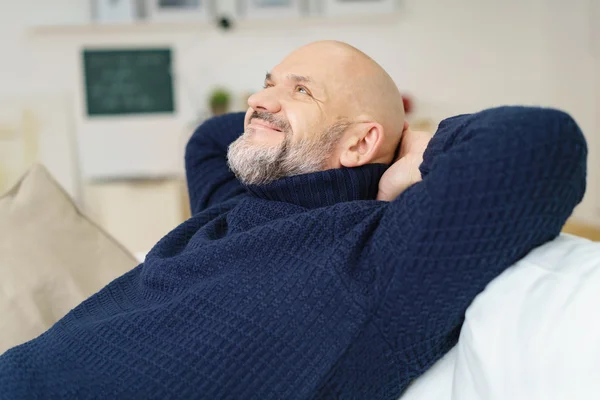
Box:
[270, 46, 357, 91]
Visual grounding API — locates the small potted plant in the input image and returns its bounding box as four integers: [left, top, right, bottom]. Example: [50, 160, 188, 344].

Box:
[208, 88, 231, 116]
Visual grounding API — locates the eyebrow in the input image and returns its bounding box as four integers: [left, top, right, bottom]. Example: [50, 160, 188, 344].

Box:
[265, 72, 313, 85]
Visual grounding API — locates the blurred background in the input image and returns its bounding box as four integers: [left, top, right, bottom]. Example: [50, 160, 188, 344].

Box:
[0, 0, 598, 257]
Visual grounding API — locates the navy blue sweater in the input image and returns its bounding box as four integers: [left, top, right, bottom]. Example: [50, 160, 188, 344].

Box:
[0, 107, 587, 399]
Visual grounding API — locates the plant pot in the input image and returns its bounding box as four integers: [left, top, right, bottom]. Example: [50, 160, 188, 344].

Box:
[210, 105, 229, 116]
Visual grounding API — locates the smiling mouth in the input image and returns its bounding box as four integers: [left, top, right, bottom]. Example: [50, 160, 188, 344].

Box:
[250, 119, 283, 132]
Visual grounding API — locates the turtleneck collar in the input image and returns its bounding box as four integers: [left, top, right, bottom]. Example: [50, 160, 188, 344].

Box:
[244, 164, 389, 209]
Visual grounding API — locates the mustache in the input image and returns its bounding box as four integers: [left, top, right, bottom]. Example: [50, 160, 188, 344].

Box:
[250, 111, 292, 134]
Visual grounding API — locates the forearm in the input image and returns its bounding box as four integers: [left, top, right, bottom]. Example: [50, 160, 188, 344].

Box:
[185, 112, 246, 214]
[372, 106, 587, 349]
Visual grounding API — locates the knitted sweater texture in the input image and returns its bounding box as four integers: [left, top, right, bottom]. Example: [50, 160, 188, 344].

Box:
[0, 107, 587, 399]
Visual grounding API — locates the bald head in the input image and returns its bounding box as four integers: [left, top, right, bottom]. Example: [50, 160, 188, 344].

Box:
[288, 40, 405, 143]
[229, 41, 406, 185]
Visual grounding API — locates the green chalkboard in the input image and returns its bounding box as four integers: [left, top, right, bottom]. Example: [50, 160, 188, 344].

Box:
[83, 48, 175, 116]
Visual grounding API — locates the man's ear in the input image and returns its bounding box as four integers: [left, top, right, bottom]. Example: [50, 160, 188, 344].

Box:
[339, 122, 384, 168]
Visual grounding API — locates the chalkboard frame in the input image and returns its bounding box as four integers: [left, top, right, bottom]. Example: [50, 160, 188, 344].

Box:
[82, 48, 175, 117]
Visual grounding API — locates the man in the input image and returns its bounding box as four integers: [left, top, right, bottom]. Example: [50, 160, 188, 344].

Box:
[0, 41, 587, 399]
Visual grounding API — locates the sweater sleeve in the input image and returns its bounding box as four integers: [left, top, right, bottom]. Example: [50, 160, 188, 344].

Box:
[371, 106, 587, 357]
[185, 112, 247, 215]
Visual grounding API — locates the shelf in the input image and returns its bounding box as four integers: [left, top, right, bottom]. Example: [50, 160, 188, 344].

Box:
[29, 20, 210, 36]
[28, 14, 401, 37]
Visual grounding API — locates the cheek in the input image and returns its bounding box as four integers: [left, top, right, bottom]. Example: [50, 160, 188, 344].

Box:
[285, 110, 299, 137]
[286, 107, 323, 142]
[243, 108, 253, 130]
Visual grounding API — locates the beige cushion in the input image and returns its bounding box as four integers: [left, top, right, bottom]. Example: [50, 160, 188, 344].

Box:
[0, 164, 137, 354]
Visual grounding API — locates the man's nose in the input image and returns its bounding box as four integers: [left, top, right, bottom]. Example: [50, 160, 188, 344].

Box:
[247, 87, 282, 114]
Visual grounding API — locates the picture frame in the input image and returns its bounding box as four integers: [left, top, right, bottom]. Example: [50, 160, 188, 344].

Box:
[91, 0, 143, 23]
[145, 0, 215, 21]
[310, 0, 396, 16]
[237, 0, 306, 19]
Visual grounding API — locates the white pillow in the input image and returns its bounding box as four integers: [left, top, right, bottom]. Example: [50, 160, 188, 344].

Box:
[453, 234, 600, 399]
[400, 346, 456, 400]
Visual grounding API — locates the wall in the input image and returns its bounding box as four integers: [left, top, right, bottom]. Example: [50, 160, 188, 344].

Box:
[83, 178, 189, 257]
[0, 0, 87, 197]
[0, 0, 598, 225]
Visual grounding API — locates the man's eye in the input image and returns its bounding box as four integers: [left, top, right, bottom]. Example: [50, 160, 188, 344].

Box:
[263, 83, 274, 89]
[296, 86, 309, 95]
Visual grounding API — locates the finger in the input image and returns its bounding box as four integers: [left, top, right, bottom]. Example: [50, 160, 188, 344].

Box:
[391, 142, 402, 163]
[376, 188, 396, 202]
[376, 186, 400, 202]
[376, 190, 388, 202]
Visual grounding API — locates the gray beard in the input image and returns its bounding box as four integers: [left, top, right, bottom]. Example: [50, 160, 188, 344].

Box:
[227, 121, 350, 186]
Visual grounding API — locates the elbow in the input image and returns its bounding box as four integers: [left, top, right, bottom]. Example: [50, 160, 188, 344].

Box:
[487, 106, 588, 206]
[555, 110, 588, 207]
[535, 107, 588, 210]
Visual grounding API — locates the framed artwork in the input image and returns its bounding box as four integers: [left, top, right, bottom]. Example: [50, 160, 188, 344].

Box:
[311, 0, 396, 16]
[91, 0, 143, 23]
[145, 0, 215, 21]
[82, 48, 175, 117]
[237, 0, 306, 19]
